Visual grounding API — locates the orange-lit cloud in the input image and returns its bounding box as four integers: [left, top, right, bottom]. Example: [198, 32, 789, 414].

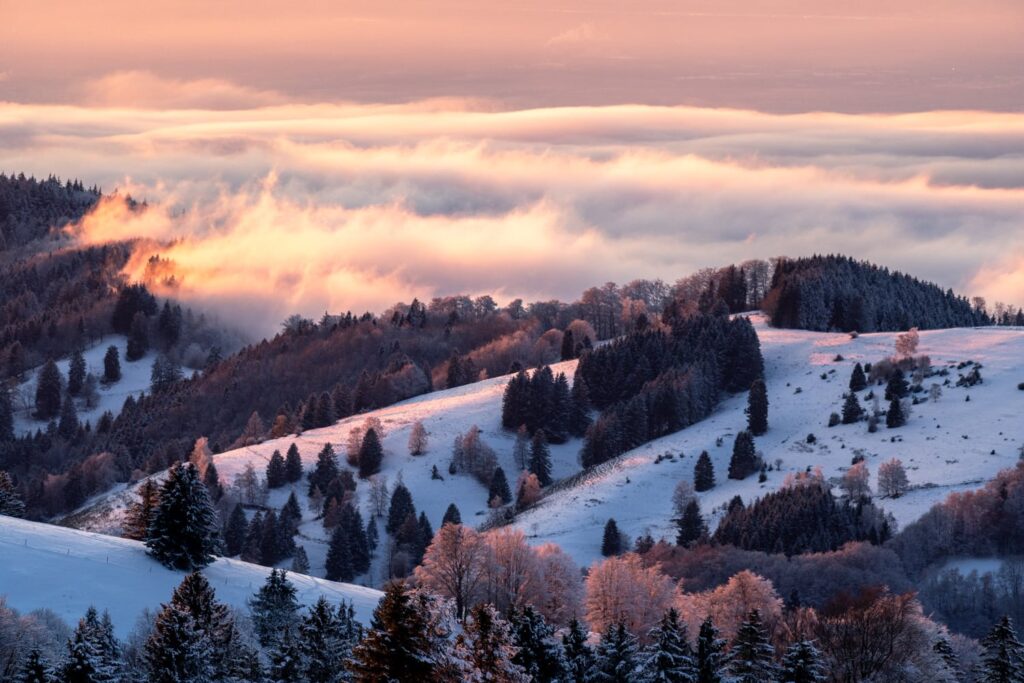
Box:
[80, 71, 290, 110]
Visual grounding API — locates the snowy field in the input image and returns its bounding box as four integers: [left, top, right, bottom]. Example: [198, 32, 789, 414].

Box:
[67, 315, 1024, 578]
[0, 515, 382, 637]
[10, 336, 152, 436]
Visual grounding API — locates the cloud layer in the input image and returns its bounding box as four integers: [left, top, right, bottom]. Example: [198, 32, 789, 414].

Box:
[3, 96, 1023, 334]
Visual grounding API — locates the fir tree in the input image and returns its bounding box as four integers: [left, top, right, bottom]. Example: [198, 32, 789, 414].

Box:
[569, 375, 593, 438]
[266, 449, 287, 488]
[202, 460, 222, 502]
[885, 368, 909, 400]
[841, 392, 864, 424]
[415, 511, 434, 566]
[932, 637, 960, 680]
[461, 603, 529, 681]
[386, 484, 416, 535]
[358, 428, 383, 479]
[281, 490, 302, 528]
[325, 524, 355, 582]
[510, 606, 568, 682]
[68, 348, 86, 396]
[0, 385, 14, 442]
[123, 479, 159, 540]
[126, 313, 150, 361]
[980, 616, 1024, 683]
[300, 596, 359, 683]
[561, 328, 576, 361]
[260, 509, 282, 566]
[442, 503, 462, 526]
[642, 608, 696, 683]
[602, 518, 623, 556]
[291, 545, 310, 575]
[489, 466, 512, 506]
[145, 462, 218, 570]
[144, 603, 213, 683]
[780, 640, 827, 683]
[269, 629, 305, 683]
[694, 451, 715, 492]
[746, 379, 768, 436]
[591, 622, 641, 683]
[548, 373, 572, 443]
[349, 582, 437, 682]
[0, 470, 26, 517]
[342, 503, 371, 574]
[223, 503, 247, 556]
[164, 572, 239, 679]
[16, 648, 54, 683]
[241, 511, 263, 563]
[366, 518, 379, 554]
[34, 359, 62, 420]
[529, 430, 553, 487]
[563, 618, 594, 683]
[249, 569, 300, 648]
[676, 499, 706, 548]
[725, 610, 777, 683]
[102, 346, 121, 384]
[694, 617, 725, 683]
[849, 363, 867, 392]
[57, 394, 78, 440]
[308, 443, 339, 497]
[285, 443, 304, 482]
[886, 397, 906, 428]
[728, 431, 758, 480]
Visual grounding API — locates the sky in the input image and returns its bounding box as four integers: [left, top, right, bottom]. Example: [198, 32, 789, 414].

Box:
[1, 1, 1022, 332]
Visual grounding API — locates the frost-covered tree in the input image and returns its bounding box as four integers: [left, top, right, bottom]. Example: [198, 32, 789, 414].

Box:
[641, 608, 695, 683]
[877, 458, 909, 498]
[268, 629, 304, 683]
[780, 640, 827, 683]
[724, 610, 777, 682]
[585, 554, 676, 638]
[0, 470, 26, 518]
[529, 430, 553, 487]
[285, 443, 304, 483]
[694, 451, 715, 492]
[694, 617, 726, 683]
[15, 648, 55, 683]
[145, 463, 217, 570]
[414, 523, 492, 621]
[459, 603, 529, 682]
[266, 449, 287, 489]
[980, 616, 1024, 683]
[348, 582, 438, 682]
[510, 605, 567, 682]
[839, 461, 871, 501]
[563, 618, 593, 683]
[591, 622, 641, 683]
[144, 603, 212, 683]
[249, 569, 300, 648]
[299, 597, 360, 683]
[408, 420, 428, 456]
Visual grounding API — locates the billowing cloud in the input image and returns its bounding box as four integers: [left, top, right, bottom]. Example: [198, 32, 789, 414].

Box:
[5, 98, 1024, 334]
[79, 71, 290, 110]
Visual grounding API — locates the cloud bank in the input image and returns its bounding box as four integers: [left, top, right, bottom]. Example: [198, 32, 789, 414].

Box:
[3, 95, 1022, 334]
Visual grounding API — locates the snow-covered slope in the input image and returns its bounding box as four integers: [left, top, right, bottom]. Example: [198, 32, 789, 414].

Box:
[0, 515, 382, 637]
[67, 315, 1024, 575]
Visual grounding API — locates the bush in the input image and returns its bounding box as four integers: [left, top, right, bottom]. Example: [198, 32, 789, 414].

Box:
[828, 413, 841, 427]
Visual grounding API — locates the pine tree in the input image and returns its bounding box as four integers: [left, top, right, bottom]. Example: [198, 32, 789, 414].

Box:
[366, 518, 379, 554]
[68, 348, 86, 396]
[308, 443, 339, 497]
[57, 393, 79, 440]
[260, 509, 281, 566]
[502, 371, 529, 431]
[548, 373, 572, 444]
[0, 385, 14, 442]
[349, 581, 437, 682]
[241, 511, 263, 563]
[342, 503, 371, 574]
[123, 479, 160, 540]
[34, 359, 62, 420]
[442, 503, 462, 526]
[266, 449, 287, 488]
[676, 500, 706, 548]
[561, 328, 576, 361]
[291, 545, 310, 575]
[387, 484, 416, 535]
[780, 640, 827, 683]
[885, 368, 909, 400]
[127, 313, 150, 361]
[358, 428, 384, 479]
[102, 346, 121, 384]
[300, 596, 359, 683]
[849, 363, 867, 392]
[569, 375, 593, 438]
[285, 443, 304, 482]
[268, 628, 305, 682]
[642, 608, 695, 683]
[202, 460, 222, 503]
[415, 511, 434, 566]
[510, 606, 567, 682]
[16, 648, 54, 683]
[144, 603, 213, 683]
[164, 572, 239, 679]
[728, 431, 758, 480]
[223, 503, 247, 556]
[725, 610, 777, 683]
[841, 392, 864, 424]
[249, 569, 300, 648]
[694, 451, 715, 492]
[489, 466, 512, 506]
[145, 462, 218, 570]
[602, 518, 623, 556]
[461, 603, 529, 681]
[325, 524, 354, 582]
[694, 617, 725, 683]
[932, 637, 960, 680]
[591, 622, 640, 683]
[563, 618, 594, 683]
[886, 397, 906, 428]
[980, 616, 1024, 683]
[746, 379, 768, 436]
[0, 470, 26, 517]
[529, 430, 553, 487]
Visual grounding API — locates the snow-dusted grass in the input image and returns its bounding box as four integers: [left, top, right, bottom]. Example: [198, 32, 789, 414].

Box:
[0, 515, 382, 637]
[11, 336, 152, 436]
[68, 315, 1024, 578]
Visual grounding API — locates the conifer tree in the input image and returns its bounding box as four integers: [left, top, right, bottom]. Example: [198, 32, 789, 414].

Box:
[202, 460, 223, 503]
[569, 376, 593, 438]
[122, 479, 159, 540]
[695, 617, 725, 683]
[366, 518, 379, 555]
[728, 431, 758, 480]
[886, 397, 906, 428]
[442, 503, 462, 526]
[16, 648, 54, 683]
[602, 518, 623, 556]
[502, 371, 529, 431]
[642, 608, 696, 683]
[269, 629, 305, 683]
[725, 610, 778, 682]
[291, 545, 310, 575]
[342, 503, 370, 574]
[561, 328, 576, 361]
[0, 385, 14, 442]
[932, 638, 960, 680]
[102, 346, 121, 384]
[349, 582, 437, 682]
[57, 394, 78, 440]
[61, 607, 120, 683]
[563, 618, 594, 683]
[34, 359, 62, 420]
[510, 606, 567, 682]
[529, 430, 553, 487]
[260, 509, 281, 566]
[145, 462, 218, 570]
[694, 451, 715, 492]
[285, 443, 304, 482]
[980, 616, 1024, 683]
[241, 511, 263, 563]
[68, 348, 86, 396]
[746, 379, 768, 436]
[591, 622, 641, 683]
[266, 449, 287, 488]
[249, 569, 300, 648]
[223, 503, 247, 556]
[780, 640, 827, 683]
[841, 392, 864, 424]
[308, 443, 339, 497]
[415, 511, 434, 566]
[144, 603, 213, 683]
[386, 484, 416, 535]
[164, 572, 241, 679]
[0, 470, 26, 518]
[358, 428, 383, 479]
[676, 499, 707, 548]
[461, 604, 529, 682]
[885, 368, 909, 401]
[488, 466, 512, 506]
[849, 363, 867, 392]
[127, 313, 150, 361]
[548, 373, 572, 443]
[300, 596, 359, 683]
[325, 524, 355, 582]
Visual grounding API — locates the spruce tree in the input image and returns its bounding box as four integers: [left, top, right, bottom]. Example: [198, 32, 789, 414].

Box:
[0, 385, 14, 442]
[502, 371, 529, 431]
[123, 479, 159, 540]
[461, 604, 529, 681]
[932, 637, 960, 680]
[569, 375, 593, 438]
[349, 581, 436, 682]
[164, 572, 239, 679]
[269, 629, 305, 683]
[241, 511, 263, 563]
[325, 524, 354, 582]
[102, 346, 121, 384]
[415, 511, 434, 565]
[980, 616, 1024, 683]
[386, 484, 416, 535]
[145, 462, 218, 570]
[780, 640, 827, 683]
[728, 431, 758, 480]
[68, 348, 86, 397]
[849, 363, 867, 392]
[442, 503, 462, 526]
[725, 610, 778, 682]
[886, 397, 906, 428]
[300, 596, 359, 683]
[695, 617, 725, 683]
[563, 618, 594, 683]
[34, 359, 62, 420]
[342, 503, 370, 574]
[358, 428, 383, 479]
[602, 518, 622, 556]
[694, 451, 715, 492]
[291, 545, 310, 575]
[561, 328, 576, 361]
[144, 603, 213, 683]
[0, 470, 26, 518]
[249, 569, 300, 648]
[547, 373, 572, 443]
[642, 608, 696, 683]
[841, 392, 864, 424]
[885, 369, 909, 400]
[308, 443, 339, 497]
[676, 499, 706, 548]
[510, 606, 568, 682]
[591, 622, 641, 683]
[488, 466, 512, 506]
[529, 430, 553, 487]
[16, 648, 54, 683]
[260, 509, 281, 566]
[58, 394, 79, 440]
[202, 460, 222, 502]
[285, 443, 303, 482]
[366, 518, 379, 554]
[266, 449, 287, 488]
[223, 503, 248, 556]
[746, 379, 768, 436]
